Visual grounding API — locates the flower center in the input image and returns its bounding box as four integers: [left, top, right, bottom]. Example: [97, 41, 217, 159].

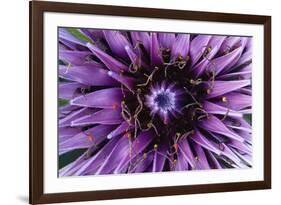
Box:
[153, 91, 175, 112]
[145, 83, 180, 124]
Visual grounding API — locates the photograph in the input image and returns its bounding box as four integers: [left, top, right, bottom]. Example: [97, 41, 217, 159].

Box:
[28, 1, 271, 203]
[58, 28, 252, 176]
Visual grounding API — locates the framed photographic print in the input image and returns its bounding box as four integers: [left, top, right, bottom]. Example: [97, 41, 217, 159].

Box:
[29, 0, 271, 204]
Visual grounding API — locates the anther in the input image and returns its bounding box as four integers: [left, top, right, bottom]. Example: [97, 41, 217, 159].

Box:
[112, 103, 118, 110]
[87, 134, 94, 142]
[154, 144, 158, 150]
[206, 89, 212, 94]
[222, 96, 228, 102]
[173, 144, 178, 152]
[143, 152, 147, 159]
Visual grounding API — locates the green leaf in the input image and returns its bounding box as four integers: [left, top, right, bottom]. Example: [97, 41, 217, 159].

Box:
[244, 114, 252, 125]
[58, 98, 69, 107]
[67, 28, 93, 43]
[59, 149, 86, 169]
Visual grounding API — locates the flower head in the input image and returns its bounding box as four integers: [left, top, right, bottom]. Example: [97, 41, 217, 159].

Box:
[58, 28, 252, 176]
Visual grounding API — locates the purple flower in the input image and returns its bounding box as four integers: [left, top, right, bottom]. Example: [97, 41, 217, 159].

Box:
[58, 28, 252, 176]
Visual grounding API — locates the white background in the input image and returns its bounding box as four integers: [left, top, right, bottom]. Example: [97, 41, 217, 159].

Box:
[0, 0, 279, 204]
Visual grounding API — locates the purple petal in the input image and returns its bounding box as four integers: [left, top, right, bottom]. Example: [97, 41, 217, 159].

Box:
[114, 131, 155, 173]
[70, 88, 123, 109]
[150, 32, 163, 66]
[192, 142, 210, 169]
[59, 28, 86, 46]
[158, 33, 176, 49]
[198, 115, 245, 142]
[206, 80, 251, 99]
[210, 47, 244, 75]
[190, 35, 211, 66]
[59, 127, 81, 143]
[234, 50, 252, 68]
[215, 92, 252, 111]
[59, 108, 93, 128]
[59, 50, 92, 65]
[133, 152, 154, 173]
[206, 150, 222, 169]
[59, 64, 119, 86]
[178, 139, 196, 169]
[107, 70, 135, 93]
[107, 121, 133, 139]
[217, 65, 252, 80]
[220, 144, 248, 168]
[191, 129, 222, 155]
[174, 150, 189, 171]
[152, 146, 167, 172]
[71, 108, 123, 126]
[59, 125, 116, 154]
[192, 36, 226, 77]
[219, 36, 241, 54]
[59, 105, 79, 119]
[94, 134, 130, 174]
[73, 135, 122, 176]
[87, 42, 128, 72]
[171, 34, 190, 60]
[103, 31, 132, 59]
[131, 32, 150, 52]
[59, 82, 83, 100]
[204, 101, 243, 118]
[228, 140, 252, 155]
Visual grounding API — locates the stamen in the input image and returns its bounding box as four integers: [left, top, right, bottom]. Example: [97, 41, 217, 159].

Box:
[219, 143, 225, 151]
[201, 46, 213, 61]
[112, 103, 119, 110]
[222, 96, 228, 103]
[183, 87, 202, 107]
[121, 101, 132, 123]
[147, 122, 160, 136]
[180, 102, 199, 112]
[128, 63, 139, 73]
[134, 41, 143, 50]
[194, 107, 209, 121]
[86, 133, 94, 142]
[221, 109, 230, 121]
[143, 152, 147, 159]
[189, 78, 202, 85]
[154, 144, 158, 150]
[121, 84, 126, 98]
[137, 66, 159, 87]
[63, 63, 72, 74]
[224, 46, 231, 54]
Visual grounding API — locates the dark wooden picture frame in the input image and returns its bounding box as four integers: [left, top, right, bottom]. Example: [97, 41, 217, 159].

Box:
[30, 1, 271, 204]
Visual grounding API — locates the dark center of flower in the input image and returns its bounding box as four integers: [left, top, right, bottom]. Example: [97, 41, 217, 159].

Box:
[119, 49, 211, 142]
